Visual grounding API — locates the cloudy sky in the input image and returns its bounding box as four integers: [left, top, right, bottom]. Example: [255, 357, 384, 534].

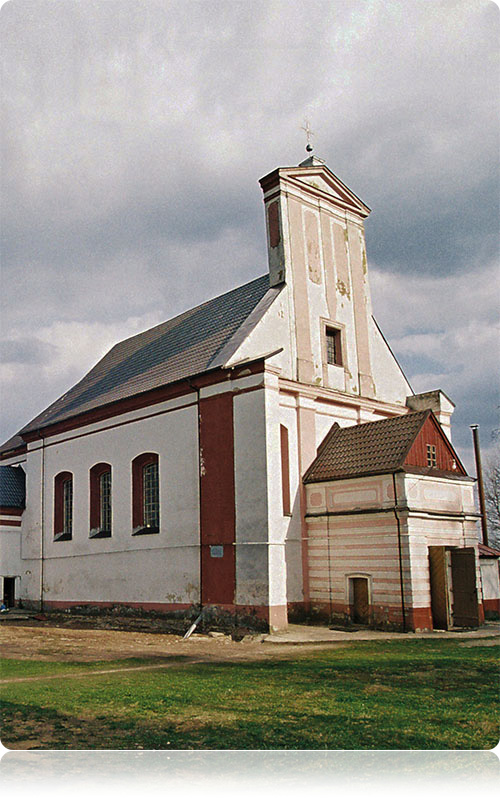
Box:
[1, 0, 499, 473]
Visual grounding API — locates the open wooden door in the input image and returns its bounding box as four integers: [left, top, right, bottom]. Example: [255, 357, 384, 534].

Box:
[429, 546, 450, 630]
[450, 548, 479, 627]
[351, 578, 369, 624]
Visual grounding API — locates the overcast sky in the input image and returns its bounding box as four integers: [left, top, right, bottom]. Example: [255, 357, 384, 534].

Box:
[1, 0, 499, 473]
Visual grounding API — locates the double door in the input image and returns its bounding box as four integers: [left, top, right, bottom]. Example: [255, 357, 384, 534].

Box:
[429, 546, 479, 629]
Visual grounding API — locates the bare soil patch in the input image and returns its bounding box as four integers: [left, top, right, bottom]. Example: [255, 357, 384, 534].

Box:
[0, 621, 339, 664]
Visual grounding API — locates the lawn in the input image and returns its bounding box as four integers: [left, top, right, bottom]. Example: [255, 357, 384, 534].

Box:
[1, 639, 498, 750]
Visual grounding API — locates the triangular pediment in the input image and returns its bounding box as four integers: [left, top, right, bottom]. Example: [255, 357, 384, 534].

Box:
[283, 162, 371, 218]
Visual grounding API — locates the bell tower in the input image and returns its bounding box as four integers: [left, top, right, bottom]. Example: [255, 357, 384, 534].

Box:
[259, 156, 376, 398]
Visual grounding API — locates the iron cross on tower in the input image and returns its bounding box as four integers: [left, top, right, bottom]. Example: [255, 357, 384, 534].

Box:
[301, 118, 314, 153]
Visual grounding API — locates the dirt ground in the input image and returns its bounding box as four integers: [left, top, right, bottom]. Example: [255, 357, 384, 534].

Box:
[0, 620, 339, 664]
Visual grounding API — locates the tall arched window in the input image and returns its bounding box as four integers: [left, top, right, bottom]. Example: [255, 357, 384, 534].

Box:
[132, 453, 159, 535]
[89, 463, 112, 538]
[54, 471, 73, 541]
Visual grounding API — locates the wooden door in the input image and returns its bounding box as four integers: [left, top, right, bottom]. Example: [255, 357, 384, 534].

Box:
[3, 577, 15, 607]
[429, 546, 450, 630]
[450, 548, 479, 627]
[352, 578, 369, 624]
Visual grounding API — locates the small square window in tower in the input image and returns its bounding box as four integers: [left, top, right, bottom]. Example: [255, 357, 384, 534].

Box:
[326, 328, 342, 367]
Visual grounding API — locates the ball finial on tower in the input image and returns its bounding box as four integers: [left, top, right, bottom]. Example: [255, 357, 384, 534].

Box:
[301, 118, 314, 154]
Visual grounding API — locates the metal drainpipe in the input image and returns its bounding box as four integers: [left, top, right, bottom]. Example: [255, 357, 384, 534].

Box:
[326, 513, 333, 624]
[470, 425, 488, 546]
[38, 431, 45, 612]
[392, 472, 407, 632]
[187, 379, 203, 621]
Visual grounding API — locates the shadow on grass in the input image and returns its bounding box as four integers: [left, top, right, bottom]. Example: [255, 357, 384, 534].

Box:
[2, 640, 499, 750]
[2, 695, 498, 751]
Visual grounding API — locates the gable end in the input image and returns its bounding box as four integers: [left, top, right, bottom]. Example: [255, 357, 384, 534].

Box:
[404, 413, 466, 475]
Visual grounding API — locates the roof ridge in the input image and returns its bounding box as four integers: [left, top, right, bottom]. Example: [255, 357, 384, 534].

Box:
[303, 410, 439, 484]
[113, 273, 269, 351]
[350, 409, 428, 429]
[11, 273, 272, 440]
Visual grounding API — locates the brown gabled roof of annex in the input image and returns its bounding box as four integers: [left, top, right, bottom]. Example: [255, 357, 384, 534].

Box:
[303, 410, 468, 484]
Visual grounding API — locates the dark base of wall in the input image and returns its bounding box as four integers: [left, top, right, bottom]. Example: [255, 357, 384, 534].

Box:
[19, 599, 274, 633]
[483, 598, 500, 619]
[288, 600, 434, 632]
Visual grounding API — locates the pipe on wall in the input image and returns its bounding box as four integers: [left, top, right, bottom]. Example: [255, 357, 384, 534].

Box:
[38, 430, 45, 612]
[392, 472, 407, 632]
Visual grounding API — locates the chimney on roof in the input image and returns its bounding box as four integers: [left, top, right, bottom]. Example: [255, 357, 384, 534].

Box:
[406, 390, 455, 441]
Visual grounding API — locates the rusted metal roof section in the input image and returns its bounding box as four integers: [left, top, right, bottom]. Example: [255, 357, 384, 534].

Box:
[0, 465, 26, 508]
[303, 410, 459, 483]
[6, 274, 277, 442]
[478, 543, 500, 558]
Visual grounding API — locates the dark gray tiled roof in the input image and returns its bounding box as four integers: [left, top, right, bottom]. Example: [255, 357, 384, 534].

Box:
[304, 411, 431, 483]
[0, 465, 26, 508]
[0, 434, 26, 455]
[12, 274, 278, 438]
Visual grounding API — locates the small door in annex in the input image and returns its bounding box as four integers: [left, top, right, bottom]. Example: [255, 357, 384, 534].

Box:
[450, 548, 479, 627]
[429, 546, 451, 629]
[429, 546, 479, 629]
[350, 577, 370, 624]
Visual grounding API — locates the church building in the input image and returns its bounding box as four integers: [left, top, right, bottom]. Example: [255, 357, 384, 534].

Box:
[0, 156, 483, 631]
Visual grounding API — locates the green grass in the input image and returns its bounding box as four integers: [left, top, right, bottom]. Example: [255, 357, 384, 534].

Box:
[1, 639, 499, 750]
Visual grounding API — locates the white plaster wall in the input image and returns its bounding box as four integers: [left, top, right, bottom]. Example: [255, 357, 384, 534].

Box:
[0, 455, 27, 468]
[226, 290, 292, 377]
[278, 396, 303, 603]
[404, 474, 477, 515]
[264, 375, 288, 608]
[306, 474, 395, 516]
[369, 318, 413, 405]
[480, 560, 500, 601]
[233, 386, 270, 605]
[330, 220, 359, 394]
[19, 401, 200, 605]
[0, 527, 21, 575]
[405, 516, 480, 609]
[41, 548, 200, 605]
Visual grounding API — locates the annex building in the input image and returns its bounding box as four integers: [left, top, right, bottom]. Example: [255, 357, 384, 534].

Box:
[0, 156, 485, 631]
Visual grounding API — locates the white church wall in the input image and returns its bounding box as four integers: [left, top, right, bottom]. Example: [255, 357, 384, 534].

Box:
[328, 220, 360, 395]
[480, 560, 500, 601]
[369, 318, 413, 405]
[263, 373, 288, 619]
[278, 394, 303, 605]
[21, 400, 200, 606]
[0, 455, 27, 467]
[0, 525, 21, 576]
[233, 385, 270, 606]
[226, 288, 292, 377]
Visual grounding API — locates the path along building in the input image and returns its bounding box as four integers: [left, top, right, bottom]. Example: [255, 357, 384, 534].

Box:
[0, 156, 485, 631]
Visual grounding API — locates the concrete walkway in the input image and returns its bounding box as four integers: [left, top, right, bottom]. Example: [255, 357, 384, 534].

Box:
[264, 622, 500, 644]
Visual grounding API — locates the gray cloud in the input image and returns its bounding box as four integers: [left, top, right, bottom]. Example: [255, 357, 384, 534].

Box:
[1, 0, 499, 464]
[0, 337, 55, 364]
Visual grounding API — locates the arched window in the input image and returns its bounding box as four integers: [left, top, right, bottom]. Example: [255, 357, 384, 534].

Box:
[54, 471, 73, 541]
[89, 463, 112, 538]
[132, 453, 159, 535]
